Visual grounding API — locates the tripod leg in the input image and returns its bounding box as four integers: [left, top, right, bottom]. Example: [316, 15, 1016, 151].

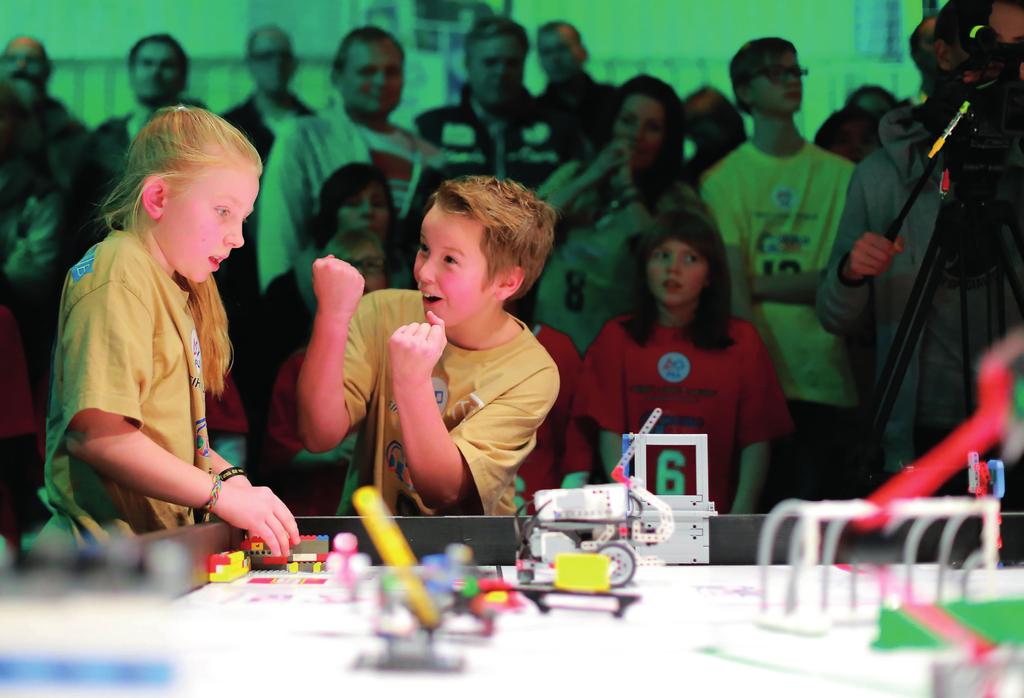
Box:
[870, 203, 962, 449]
[989, 202, 1024, 314]
[958, 220, 973, 415]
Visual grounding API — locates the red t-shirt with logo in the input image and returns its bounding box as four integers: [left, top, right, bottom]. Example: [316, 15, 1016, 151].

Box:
[515, 324, 592, 510]
[574, 316, 793, 513]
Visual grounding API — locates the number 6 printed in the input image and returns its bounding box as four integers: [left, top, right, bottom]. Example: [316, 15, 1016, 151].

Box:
[656, 449, 686, 494]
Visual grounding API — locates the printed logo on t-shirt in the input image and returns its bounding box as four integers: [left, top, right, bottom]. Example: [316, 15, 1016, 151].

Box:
[385, 440, 414, 490]
[191, 329, 202, 372]
[71, 246, 97, 282]
[194, 417, 210, 458]
[451, 392, 485, 420]
[657, 352, 691, 383]
[771, 185, 795, 211]
[441, 123, 476, 148]
[756, 231, 809, 255]
[432, 376, 449, 413]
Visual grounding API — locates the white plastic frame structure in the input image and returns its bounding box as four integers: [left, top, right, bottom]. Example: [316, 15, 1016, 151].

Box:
[630, 433, 716, 514]
[628, 432, 717, 564]
[756, 497, 1001, 635]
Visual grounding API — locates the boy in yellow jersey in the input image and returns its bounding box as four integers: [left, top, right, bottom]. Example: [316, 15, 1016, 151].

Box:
[701, 38, 857, 504]
[297, 176, 559, 515]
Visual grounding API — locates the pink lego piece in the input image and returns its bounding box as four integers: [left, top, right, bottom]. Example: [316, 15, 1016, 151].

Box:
[328, 532, 359, 591]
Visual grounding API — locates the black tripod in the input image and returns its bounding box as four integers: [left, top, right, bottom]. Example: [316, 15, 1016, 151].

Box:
[868, 141, 1024, 465]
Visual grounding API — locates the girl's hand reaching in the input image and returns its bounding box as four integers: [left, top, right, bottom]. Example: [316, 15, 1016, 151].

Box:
[212, 477, 300, 557]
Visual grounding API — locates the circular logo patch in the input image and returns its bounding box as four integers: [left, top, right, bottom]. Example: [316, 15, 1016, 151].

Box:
[658, 352, 691, 383]
[771, 185, 795, 211]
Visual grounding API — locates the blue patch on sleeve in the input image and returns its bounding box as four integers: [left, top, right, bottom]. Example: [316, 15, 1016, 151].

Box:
[70, 246, 97, 282]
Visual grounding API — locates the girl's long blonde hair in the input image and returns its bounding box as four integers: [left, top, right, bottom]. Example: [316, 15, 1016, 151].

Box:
[100, 105, 262, 396]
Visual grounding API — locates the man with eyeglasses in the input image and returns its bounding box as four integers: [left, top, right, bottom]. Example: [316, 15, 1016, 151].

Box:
[701, 37, 856, 507]
[223, 26, 312, 162]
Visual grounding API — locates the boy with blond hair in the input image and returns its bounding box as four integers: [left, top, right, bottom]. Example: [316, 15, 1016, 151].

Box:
[298, 176, 559, 515]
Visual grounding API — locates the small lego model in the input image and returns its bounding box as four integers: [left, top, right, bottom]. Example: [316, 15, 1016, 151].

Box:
[421, 543, 505, 638]
[967, 452, 1006, 500]
[207, 550, 249, 583]
[350, 486, 458, 673]
[208, 535, 335, 583]
[516, 408, 680, 587]
[243, 535, 330, 572]
[327, 532, 369, 599]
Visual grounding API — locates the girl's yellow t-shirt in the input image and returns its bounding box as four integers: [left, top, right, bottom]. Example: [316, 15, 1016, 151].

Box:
[41, 230, 211, 544]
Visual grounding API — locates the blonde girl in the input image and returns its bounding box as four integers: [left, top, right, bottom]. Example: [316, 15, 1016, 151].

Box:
[41, 106, 299, 555]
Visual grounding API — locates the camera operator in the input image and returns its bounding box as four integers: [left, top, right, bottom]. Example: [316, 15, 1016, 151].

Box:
[817, 0, 1024, 481]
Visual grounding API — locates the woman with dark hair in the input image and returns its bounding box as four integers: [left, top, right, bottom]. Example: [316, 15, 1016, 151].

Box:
[301, 162, 402, 300]
[272, 162, 395, 341]
[572, 207, 792, 513]
[533, 75, 701, 353]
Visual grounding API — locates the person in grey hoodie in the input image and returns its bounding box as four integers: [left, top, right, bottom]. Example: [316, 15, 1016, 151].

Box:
[816, 0, 1024, 474]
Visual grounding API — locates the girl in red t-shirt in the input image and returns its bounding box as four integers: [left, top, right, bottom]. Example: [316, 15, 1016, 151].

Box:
[574, 207, 793, 513]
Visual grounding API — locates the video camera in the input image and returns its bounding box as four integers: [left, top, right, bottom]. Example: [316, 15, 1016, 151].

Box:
[913, 0, 1024, 197]
[956, 0, 1024, 132]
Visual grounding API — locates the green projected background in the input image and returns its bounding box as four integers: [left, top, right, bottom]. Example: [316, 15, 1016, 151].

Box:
[3, 0, 924, 137]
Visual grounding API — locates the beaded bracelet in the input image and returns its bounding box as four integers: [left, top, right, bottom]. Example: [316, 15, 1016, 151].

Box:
[204, 472, 223, 511]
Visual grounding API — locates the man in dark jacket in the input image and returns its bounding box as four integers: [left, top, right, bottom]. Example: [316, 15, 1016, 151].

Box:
[415, 16, 581, 189]
[535, 21, 613, 149]
[222, 25, 312, 162]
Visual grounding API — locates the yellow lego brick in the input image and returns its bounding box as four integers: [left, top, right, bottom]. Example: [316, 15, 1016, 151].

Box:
[313, 562, 322, 573]
[554, 553, 610, 592]
[287, 562, 299, 573]
[208, 555, 250, 583]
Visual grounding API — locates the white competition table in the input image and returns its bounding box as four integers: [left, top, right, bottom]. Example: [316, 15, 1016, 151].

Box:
[161, 564, 1024, 696]
[5, 516, 1024, 697]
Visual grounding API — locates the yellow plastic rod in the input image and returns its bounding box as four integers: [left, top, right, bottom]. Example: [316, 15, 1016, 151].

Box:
[352, 486, 440, 629]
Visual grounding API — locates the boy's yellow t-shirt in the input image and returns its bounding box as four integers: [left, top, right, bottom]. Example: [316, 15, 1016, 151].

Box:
[342, 289, 559, 515]
[42, 230, 212, 543]
[701, 142, 857, 407]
